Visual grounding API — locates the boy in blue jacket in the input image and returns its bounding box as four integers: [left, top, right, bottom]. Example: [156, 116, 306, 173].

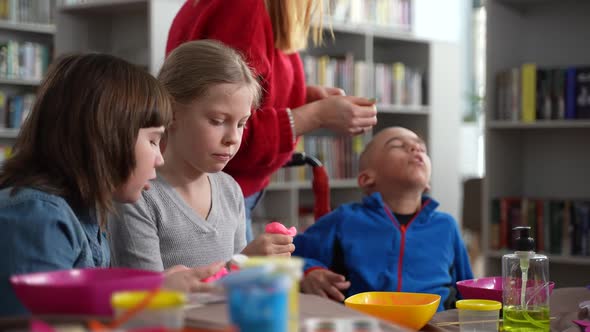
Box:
[293, 126, 473, 311]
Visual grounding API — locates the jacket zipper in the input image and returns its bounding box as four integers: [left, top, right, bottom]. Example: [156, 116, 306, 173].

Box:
[383, 199, 430, 292]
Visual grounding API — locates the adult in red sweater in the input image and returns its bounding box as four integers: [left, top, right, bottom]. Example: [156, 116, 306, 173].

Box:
[167, 0, 377, 243]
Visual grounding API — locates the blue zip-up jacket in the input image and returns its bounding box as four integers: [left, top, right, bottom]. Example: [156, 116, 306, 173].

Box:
[0, 188, 109, 316]
[293, 193, 473, 311]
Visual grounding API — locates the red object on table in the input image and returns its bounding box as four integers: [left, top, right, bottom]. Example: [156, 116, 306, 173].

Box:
[201, 268, 230, 283]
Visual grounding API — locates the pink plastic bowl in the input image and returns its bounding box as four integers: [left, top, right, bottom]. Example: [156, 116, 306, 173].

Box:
[456, 276, 555, 302]
[10, 267, 164, 316]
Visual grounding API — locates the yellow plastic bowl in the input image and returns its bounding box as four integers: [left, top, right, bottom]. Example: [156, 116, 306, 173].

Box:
[344, 291, 440, 330]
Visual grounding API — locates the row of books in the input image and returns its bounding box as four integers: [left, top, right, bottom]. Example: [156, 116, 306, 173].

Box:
[495, 64, 590, 121]
[0, 40, 51, 81]
[302, 55, 424, 106]
[270, 135, 366, 183]
[0, 91, 34, 129]
[490, 198, 590, 257]
[303, 54, 363, 96]
[325, 0, 412, 31]
[0, 0, 53, 24]
[375, 62, 423, 106]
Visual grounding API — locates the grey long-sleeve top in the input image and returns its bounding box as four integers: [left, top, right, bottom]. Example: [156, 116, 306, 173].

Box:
[107, 172, 246, 271]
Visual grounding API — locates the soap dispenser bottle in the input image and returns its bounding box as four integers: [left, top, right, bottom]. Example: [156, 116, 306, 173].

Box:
[502, 226, 550, 331]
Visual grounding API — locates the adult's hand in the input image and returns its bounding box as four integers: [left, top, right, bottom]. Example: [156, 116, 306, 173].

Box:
[292, 96, 377, 136]
[306, 85, 346, 103]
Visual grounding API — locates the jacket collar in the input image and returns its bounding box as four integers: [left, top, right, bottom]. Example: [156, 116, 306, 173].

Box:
[362, 192, 439, 225]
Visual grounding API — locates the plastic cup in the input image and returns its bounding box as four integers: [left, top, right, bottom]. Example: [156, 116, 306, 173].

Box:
[220, 266, 291, 332]
[456, 299, 502, 332]
[111, 290, 186, 330]
[241, 256, 303, 332]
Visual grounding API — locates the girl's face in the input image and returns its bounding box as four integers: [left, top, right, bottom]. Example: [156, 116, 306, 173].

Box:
[169, 83, 252, 174]
[113, 126, 165, 202]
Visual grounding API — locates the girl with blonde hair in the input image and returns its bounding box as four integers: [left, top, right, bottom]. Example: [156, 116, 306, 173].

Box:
[167, 0, 378, 242]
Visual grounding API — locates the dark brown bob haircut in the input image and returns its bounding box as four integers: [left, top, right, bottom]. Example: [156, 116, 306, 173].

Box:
[0, 53, 172, 222]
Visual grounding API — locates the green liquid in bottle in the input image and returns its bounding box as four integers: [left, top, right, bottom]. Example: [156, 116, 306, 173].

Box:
[503, 305, 550, 331]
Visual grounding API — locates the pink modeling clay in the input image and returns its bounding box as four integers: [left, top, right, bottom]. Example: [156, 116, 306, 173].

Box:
[30, 319, 56, 332]
[265, 222, 297, 236]
[201, 267, 229, 283]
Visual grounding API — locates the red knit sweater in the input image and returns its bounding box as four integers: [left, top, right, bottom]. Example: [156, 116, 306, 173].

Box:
[166, 0, 306, 196]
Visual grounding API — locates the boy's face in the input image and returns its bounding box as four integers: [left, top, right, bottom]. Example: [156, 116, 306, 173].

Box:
[169, 83, 252, 173]
[369, 127, 431, 190]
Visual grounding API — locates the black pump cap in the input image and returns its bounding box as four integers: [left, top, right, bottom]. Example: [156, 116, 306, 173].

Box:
[513, 226, 535, 251]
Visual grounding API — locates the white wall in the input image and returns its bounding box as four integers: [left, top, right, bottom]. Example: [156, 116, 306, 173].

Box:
[428, 42, 463, 222]
[414, 0, 471, 222]
[149, 0, 185, 75]
[414, 0, 467, 44]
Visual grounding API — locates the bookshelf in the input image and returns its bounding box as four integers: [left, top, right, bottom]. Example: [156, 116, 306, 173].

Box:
[0, 0, 55, 162]
[483, 0, 590, 287]
[252, 4, 463, 236]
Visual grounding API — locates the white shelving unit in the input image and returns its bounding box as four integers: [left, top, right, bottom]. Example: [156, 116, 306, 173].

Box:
[0, 2, 56, 148]
[0, 128, 20, 139]
[252, 18, 462, 235]
[0, 78, 42, 87]
[55, 0, 184, 75]
[0, 20, 56, 34]
[483, 0, 590, 287]
[488, 120, 590, 130]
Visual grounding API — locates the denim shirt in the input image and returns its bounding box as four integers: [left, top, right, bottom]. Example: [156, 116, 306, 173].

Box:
[0, 187, 110, 316]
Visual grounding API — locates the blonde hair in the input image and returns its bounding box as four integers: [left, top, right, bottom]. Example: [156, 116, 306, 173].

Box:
[158, 40, 261, 108]
[265, 0, 327, 53]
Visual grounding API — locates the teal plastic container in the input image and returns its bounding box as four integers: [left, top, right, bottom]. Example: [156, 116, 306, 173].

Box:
[221, 266, 291, 332]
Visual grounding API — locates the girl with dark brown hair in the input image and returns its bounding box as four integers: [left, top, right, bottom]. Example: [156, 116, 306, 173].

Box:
[0, 53, 223, 316]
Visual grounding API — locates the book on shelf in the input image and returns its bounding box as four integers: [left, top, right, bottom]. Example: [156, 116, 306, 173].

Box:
[0, 40, 50, 81]
[0, 144, 12, 162]
[302, 54, 424, 107]
[521, 63, 536, 123]
[495, 64, 590, 122]
[0, 90, 34, 129]
[303, 54, 365, 97]
[0, 0, 53, 24]
[375, 61, 423, 106]
[490, 197, 590, 258]
[325, 0, 412, 31]
[270, 135, 366, 184]
[568, 67, 590, 119]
